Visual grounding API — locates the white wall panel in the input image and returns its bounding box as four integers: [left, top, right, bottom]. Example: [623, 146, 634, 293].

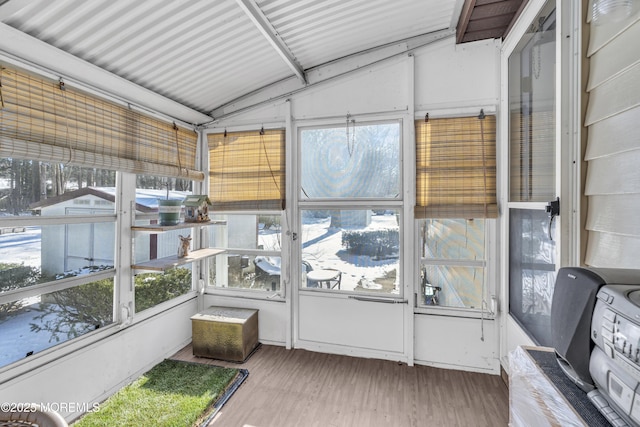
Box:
[587, 18, 640, 90]
[414, 314, 499, 374]
[291, 57, 409, 119]
[584, 150, 640, 195]
[203, 294, 288, 345]
[298, 294, 404, 354]
[587, 195, 640, 236]
[585, 61, 640, 125]
[585, 105, 640, 159]
[585, 231, 640, 268]
[585, 8, 640, 269]
[414, 38, 500, 111]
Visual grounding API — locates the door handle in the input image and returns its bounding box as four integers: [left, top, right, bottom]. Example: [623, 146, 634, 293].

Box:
[545, 197, 560, 241]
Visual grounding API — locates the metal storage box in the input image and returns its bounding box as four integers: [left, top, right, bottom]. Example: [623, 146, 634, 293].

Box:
[191, 306, 259, 362]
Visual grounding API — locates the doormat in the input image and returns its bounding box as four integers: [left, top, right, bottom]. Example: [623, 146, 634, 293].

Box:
[72, 359, 248, 427]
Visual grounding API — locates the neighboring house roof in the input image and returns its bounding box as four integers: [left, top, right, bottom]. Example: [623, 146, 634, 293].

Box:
[29, 187, 190, 213]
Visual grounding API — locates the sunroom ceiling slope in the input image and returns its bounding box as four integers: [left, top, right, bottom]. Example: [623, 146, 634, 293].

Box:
[0, 0, 482, 124]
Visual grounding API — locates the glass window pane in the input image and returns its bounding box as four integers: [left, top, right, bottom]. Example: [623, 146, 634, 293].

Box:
[0, 278, 114, 368]
[421, 219, 485, 261]
[208, 214, 282, 292]
[509, 209, 557, 346]
[419, 219, 486, 309]
[209, 253, 281, 292]
[508, 5, 556, 202]
[209, 214, 281, 250]
[134, 268, 192, 313]
[0, 160, 117, 216]
[0, 223, 115, 293]
[421, 265, 485, 308]
[300, 209, 400, 294]
[300, 122, 400, 199]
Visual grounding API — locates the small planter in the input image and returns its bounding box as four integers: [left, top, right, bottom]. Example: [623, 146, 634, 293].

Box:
[157, 199, 183, 226]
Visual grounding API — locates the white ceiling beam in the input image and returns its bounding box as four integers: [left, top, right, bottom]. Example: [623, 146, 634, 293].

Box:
[234, 0, 307, 84]
[208, 29, 455, 122]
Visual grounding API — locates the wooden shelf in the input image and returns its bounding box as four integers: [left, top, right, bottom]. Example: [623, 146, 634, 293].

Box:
[131, 220, 226, 233]
[132, 248, 226, 272]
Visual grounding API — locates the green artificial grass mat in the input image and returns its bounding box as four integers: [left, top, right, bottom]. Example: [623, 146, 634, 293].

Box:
[73, 359, 246, 427]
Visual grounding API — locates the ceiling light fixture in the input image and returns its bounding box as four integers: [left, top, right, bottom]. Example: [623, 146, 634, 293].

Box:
[592, 0, 634, 25]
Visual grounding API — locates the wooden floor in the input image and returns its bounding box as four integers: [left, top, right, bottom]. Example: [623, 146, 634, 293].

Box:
[171, 344, 509, 427]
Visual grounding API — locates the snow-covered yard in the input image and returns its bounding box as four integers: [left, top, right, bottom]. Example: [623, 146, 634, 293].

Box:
[0, 226, 41, 267]
[300, 213, 399, 293]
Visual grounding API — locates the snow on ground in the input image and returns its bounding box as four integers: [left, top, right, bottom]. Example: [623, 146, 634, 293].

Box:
[0, 213, 400, 367]
[0, 303, 70, 367]
[0, 226, 41, 267]
[300, 214, 399, 292]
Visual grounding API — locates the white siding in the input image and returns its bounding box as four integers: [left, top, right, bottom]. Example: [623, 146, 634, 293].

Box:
[584, 13, 640, 268]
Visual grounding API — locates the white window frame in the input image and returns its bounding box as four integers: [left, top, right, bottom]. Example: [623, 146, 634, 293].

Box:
[295, 115, 405, 298]
[202, 124, 289, 301]
[413, 107, 499, 319]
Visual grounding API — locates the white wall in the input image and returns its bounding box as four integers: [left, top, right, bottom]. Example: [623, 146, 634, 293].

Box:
[414, 37, 500, 111]
[209, 36, 503, 372]
[414, 314, 499, 374]
[203, 295, 288, 345]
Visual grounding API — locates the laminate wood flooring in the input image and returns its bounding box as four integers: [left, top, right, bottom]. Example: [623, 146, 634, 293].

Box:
[171, 344, 509, 427]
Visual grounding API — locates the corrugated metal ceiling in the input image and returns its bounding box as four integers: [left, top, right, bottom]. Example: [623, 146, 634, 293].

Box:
[0, 0, 471, 121]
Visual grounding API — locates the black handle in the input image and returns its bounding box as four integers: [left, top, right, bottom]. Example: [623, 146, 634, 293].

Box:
[545, 197, 560, 241]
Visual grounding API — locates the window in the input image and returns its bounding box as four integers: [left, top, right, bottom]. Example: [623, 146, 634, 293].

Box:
[301, 209, 400, 293]
[133, 176, 194, 312]
[300, 122, 400, 200]
[206, 130, 285, 293]
[418, 219, 486, 308]
[0, 63, 203, 368]
[507, 3, 557, 346]
[299, 121, 401, 294]
[509, 209, 556, 346]
[0, 66, 202, 180]
[208, 213, 283, 292]
[0, 161, 116, 368]
[414, 114, 497, 311]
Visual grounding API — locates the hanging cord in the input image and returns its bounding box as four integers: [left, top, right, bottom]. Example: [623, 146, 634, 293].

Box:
[59, 78, 74, 166]
[478, 109, 488, 218]
[0, 67, 4, 110]
[478, 109, 488, 342]
[259, 126, 282, 203]
[173, 123, 185, 177]
[219, 129, 227, 205]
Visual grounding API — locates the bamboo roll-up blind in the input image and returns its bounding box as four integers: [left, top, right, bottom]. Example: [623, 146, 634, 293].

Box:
[0, 66, 203, 180]
[208, 129, 285, 211]
[415, 114, 497, 219]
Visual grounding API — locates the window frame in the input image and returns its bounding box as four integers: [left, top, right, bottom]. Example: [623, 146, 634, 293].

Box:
[0, 210, 118, 372]
[412, 107, 498, 319]
[296, 117, 404, 298]
[415, 217, 497, 319]
[204, 210, 286, 298]
[202, 125, 288, 300]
